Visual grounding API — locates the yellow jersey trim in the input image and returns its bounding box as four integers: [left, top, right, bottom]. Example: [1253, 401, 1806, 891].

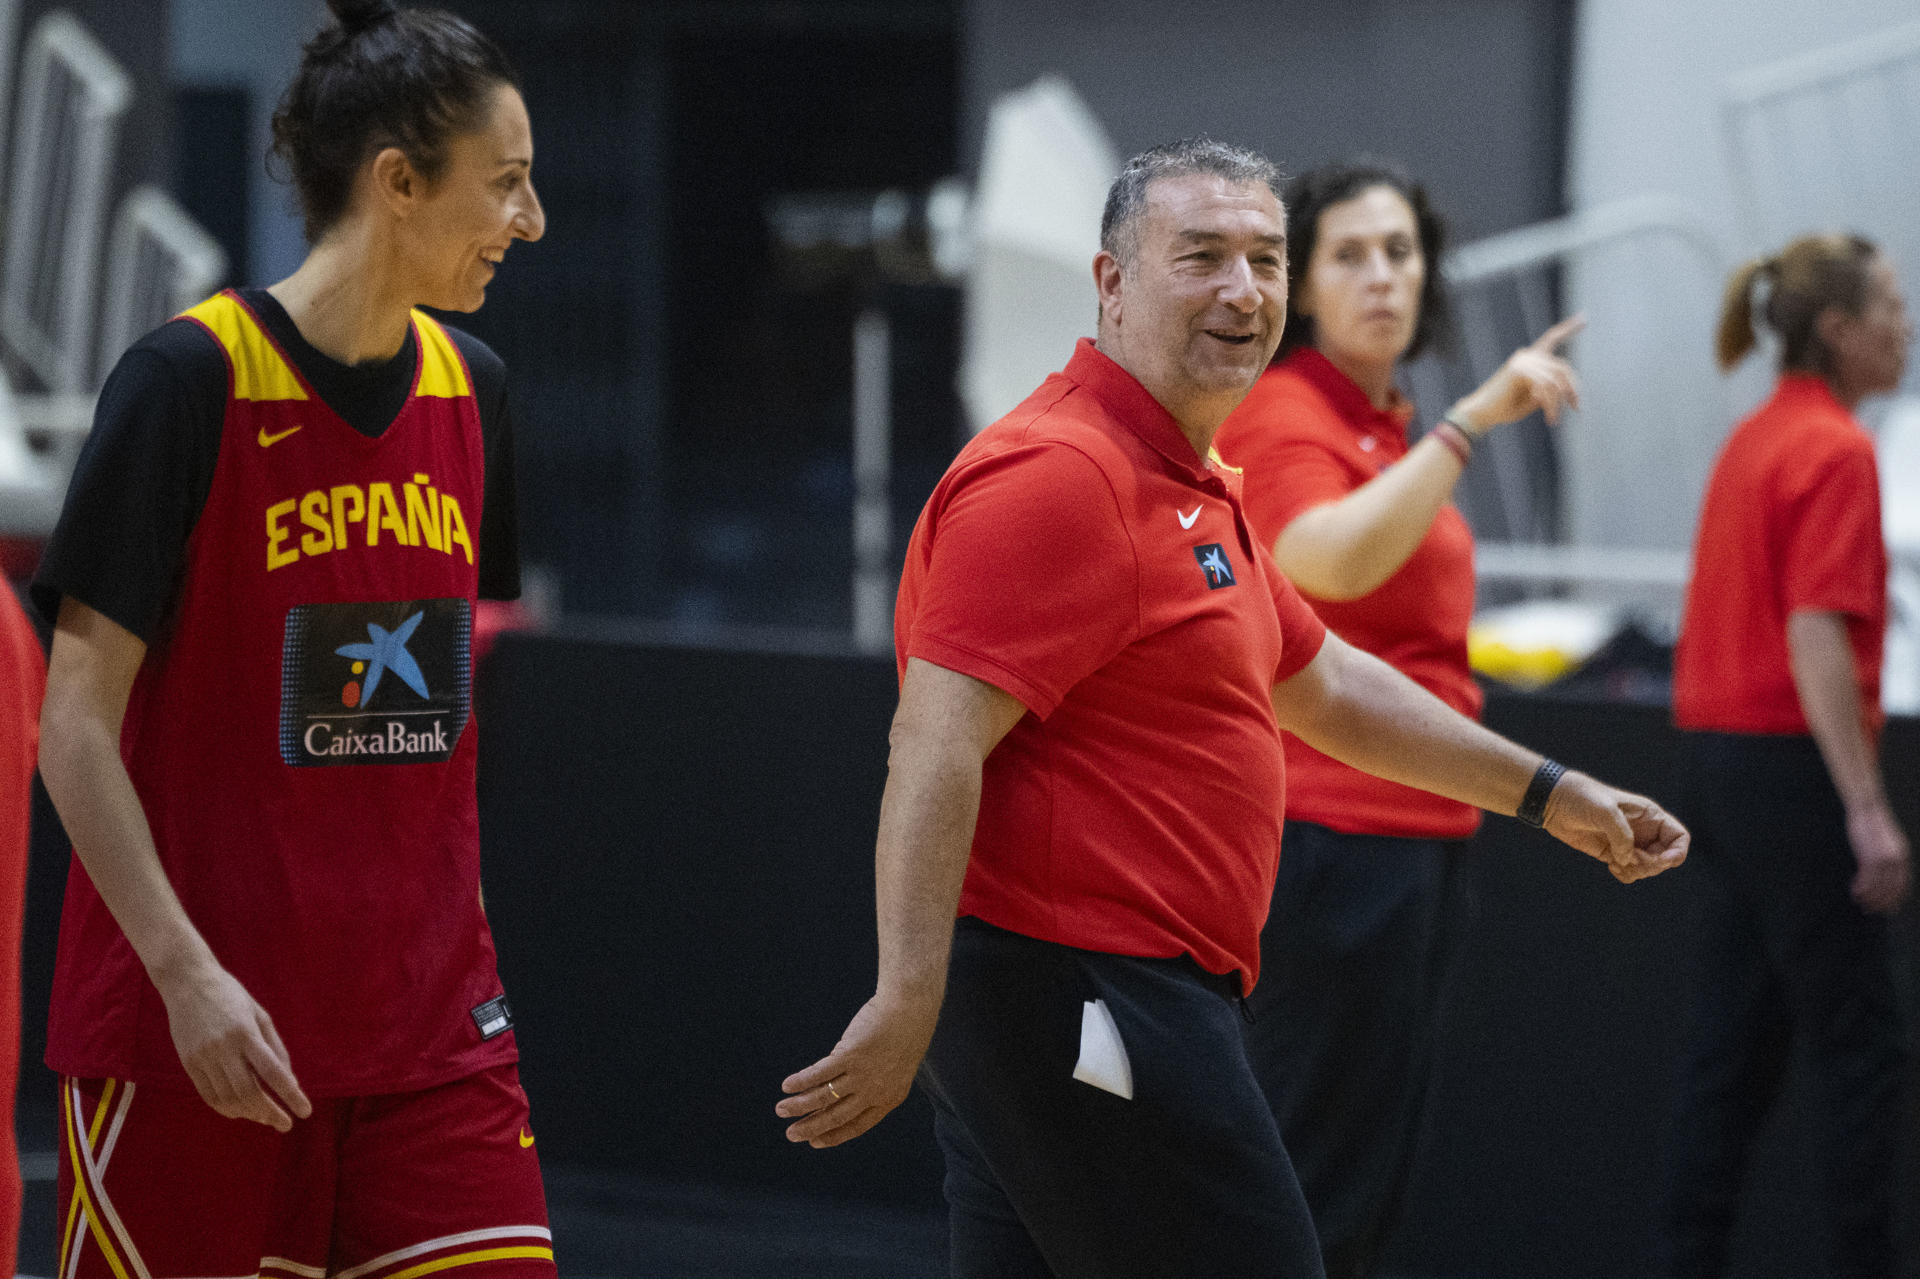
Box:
[179, 293, 309, 403]
[62, 1081, 136, 1279]
[411, 311, 473, 399]
[384, 1246, 554, 1279]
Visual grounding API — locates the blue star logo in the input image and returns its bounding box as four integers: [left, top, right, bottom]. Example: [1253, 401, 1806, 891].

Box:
[335, 610, 429, 706]
[1193, 543, 1236, 589]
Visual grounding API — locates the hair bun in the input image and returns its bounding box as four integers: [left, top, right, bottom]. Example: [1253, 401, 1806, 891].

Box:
[327, 0, 398, 35]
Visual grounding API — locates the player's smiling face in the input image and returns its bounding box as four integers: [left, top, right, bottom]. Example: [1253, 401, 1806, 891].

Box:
[403, 82, 545, 313]
[1097, 173, 1287, 433]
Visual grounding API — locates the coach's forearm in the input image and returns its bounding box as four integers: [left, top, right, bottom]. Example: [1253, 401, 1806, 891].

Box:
[872, 733, 984, 1009]
[1274, 637, 1539, 816]
[870, 660, 1024, 1011]
[1787, 610, 1886, 814]
[1274, 437, 1462, 602]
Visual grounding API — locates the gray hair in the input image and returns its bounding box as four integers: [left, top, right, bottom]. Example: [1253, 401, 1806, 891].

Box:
[1099, 137, 1284, 272]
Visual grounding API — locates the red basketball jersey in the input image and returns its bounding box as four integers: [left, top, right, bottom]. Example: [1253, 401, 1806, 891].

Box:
[48, 291, 517, 1095]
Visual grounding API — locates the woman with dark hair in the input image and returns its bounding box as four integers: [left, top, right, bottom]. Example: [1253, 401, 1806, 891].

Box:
[1214, 159, 1579, 1279]
[33, 1, 550, 1274]
[1663, 234, 1911, 1279]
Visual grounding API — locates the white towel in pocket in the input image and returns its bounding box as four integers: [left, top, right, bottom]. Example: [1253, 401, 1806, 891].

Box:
[1071, 997, 1134, 1100]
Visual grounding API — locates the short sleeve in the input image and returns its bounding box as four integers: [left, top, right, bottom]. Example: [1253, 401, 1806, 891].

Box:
[1780, 443, 1883, 619]
[32, 323, 227, 638]
[1267, 564, 1328, 682]
[476, 381, 521, 602]
[905, 444, 1138, 717]
[448, 326, 520, 602]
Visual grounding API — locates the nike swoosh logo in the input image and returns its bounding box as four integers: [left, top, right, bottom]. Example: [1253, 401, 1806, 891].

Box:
[258, 424, 303, 448]
[1178, 505, 1202, 530]
[519, 1127, 535, 1148]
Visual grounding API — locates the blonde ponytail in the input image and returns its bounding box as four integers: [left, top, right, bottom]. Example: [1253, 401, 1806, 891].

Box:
[1715, 257, 1768, 372]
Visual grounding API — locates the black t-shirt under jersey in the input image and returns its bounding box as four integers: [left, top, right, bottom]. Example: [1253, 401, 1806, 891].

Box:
[33, 288, 520, 638]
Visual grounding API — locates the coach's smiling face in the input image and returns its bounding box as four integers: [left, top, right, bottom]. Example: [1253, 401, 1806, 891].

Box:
[1095, 172, 1288, 451]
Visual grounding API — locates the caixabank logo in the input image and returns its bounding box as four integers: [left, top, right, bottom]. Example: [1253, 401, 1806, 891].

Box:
[279, 598, 471, 766]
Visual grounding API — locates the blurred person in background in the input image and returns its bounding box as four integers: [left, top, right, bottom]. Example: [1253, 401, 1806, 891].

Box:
[779, 137, 1685, 1279]
[1663, 233, 1912, 1279]
[0, 582, 44, 1275]
[31, 1, 551, 1275]
[1214, 159, 1581, 1279]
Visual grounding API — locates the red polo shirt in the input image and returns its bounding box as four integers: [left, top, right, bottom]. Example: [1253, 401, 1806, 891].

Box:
[1215, 348, 1481, 838]
[896, 338, 1328, 991]
[1674, 374, 1886, 738]
[0, 585, 40, 1278]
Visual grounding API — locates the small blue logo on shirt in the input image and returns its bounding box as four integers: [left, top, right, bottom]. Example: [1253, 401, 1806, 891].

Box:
[336, 611, 429, 708]
[1194, 543, 1236, 589]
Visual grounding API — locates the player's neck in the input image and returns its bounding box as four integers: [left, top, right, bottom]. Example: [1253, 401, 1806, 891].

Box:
[1317, 345, 1399, 410]
[268, 236, 416, 367]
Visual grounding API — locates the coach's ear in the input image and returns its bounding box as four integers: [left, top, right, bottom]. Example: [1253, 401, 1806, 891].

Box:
[1094, 250, 1124, 330]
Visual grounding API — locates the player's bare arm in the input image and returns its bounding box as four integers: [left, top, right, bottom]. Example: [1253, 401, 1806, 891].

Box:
[40, 598, 311, 1132]
[777, 657, 1025, 1148]
[1272, 632, 1688, 882]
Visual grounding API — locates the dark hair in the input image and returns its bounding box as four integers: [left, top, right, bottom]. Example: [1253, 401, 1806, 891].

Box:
[1274, 159, 1454, 364]
[1715, 232, 1878, 374]
[1099, 137, 1283, 273]
[270, 0, 520, 243]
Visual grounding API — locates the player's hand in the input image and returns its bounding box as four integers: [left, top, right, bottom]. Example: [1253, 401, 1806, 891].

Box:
[1540, 769, 1689, 883]
[155, 960, 312, 1132]
[1451, 314, 1585, 432]
[1846, 802, 1911, 915]
[777, 989, 943, 1149]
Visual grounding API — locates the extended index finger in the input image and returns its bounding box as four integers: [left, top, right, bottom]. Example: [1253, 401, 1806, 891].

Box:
[1530, 313, 1586, 354]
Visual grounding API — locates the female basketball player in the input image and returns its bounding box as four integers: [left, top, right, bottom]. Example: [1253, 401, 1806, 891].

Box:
[35, 1, 551, 1273]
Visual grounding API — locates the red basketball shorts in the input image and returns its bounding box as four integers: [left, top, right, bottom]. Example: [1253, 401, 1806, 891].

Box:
[55, 1062, 554, 1279]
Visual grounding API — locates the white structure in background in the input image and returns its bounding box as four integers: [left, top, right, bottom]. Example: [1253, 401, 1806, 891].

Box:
[1878, 398, 1920, 712]
[0, 10, 228, 539]
[96, 185, 228, 386]
[1420, 193, 1732, 613]
[1721, 17, 1920, 399]
[2, 11, 130, 394]
[1716, 20, 1920, 709]
[959, 74, 1117, 435]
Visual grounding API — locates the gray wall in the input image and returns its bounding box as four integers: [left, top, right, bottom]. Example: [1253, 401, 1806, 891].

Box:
[964, 0, 1574, 242]
[1564, 0, 1920, 556]
[170, 0, 323, 285]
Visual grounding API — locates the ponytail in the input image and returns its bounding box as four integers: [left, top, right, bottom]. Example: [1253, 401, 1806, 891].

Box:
[1714, 233, 1877, 377]
[1715, 257, 1769, 372]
